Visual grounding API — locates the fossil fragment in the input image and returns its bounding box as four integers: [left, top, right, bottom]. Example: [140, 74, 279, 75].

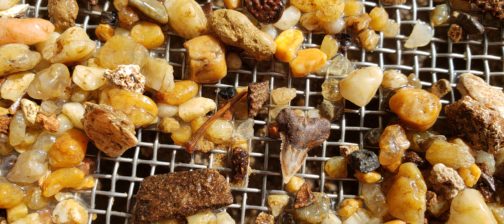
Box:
[276, 108, 331, 183]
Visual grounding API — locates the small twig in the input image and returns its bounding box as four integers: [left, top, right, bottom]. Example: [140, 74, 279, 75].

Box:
[184, 91, 248, 153]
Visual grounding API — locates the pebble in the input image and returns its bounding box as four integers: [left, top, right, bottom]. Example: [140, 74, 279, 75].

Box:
[404, 20, 434, 48]
[348, 149, 380, 173]
[321, 78, 342, 102]
[226, 52, 242, 70]
[320, 35, 339, 59]
[130, 22, 165, 49]
[129, 0, 168, 24]
[52, 199, 88, 224]
[100, 88, 158, 127]
[0, 4, 29, 18]
[379, 124, 410, 172]
[321, 17, 346, 34]
[318, 99, 344, 122]
[165, 0, 208, 39]
[210, 9, 276, 61]
[0, 18, 55, 45]
[447, 188, 497, 224]
[1, 72, 35, 101]
[387, 163, 426, 224]
[340, 66, 383, 107]
[361, 183, 388, 218]
[271, 87, 296, 105]
[156, 80, 199, 106]
[7, 149, 47, 184]
[289, 48, 327, 77]
[430, 4, 450, 27]
[426, 138, 475, 169]
[429, 163, 465, 199]
[47, 27, 96, 64]
[324, 156, 347, 178]
[142, 58, 175, 92]
[158, 117, 180, 134]
[61, 102, 85, 129]
[96, 35, 149, 69]
[274, 5, 301, 30]
[274, 29, 304, 63]
[27, 63, 71, 100]
[389, 88, 441, 131]
[157, 103, 178, 118]
[268, 195, 289, 217]
[0, 44, 41, 77]
[381, 69, 408, 90]
[72, 65, 107, 91]
[184, 35, 227, 84]
[178, 97, 217, 122]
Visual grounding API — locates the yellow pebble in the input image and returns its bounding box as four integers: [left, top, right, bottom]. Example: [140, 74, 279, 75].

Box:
[354, 171, 382, 184]
[48, 129, 88, 169]
[156, 80, 199, 106]
[458, 164, 481, 187]
[42, 167, 85, 197]
[171, 124, 192, 145]
[95, 24, 114, 42]
[289, 48, 327, 78]
[159, 117, 181, 134]
[338, 198, 363, 220]
[100, 88, 158, 127]
[131, 21, 165, 49]
[320, 35, 339, 59]
[344, 0, 364, 16]
[384, 220, 407, 224]
[285, 176, 305, 193]
[358, 29, 379, 52]
[274, 29, 304, 62]
[0, 182, 25, 209]
[369, 7, 389, 31]
[7, 203, 28, 223]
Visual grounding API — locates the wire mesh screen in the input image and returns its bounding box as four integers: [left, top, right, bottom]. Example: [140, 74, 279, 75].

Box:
[20, 0, 504, 223]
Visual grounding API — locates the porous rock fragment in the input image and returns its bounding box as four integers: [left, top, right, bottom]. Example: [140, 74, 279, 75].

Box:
[133, 169, 233, 223]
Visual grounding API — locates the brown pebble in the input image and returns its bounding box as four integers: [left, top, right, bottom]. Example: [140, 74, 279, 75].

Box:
[445, 96, 504, 154]
[248, 81, 270, 118]
[448, 24, 463, 43]
[294, 183, 315, 208]
[133, 169, 233, 223]
[231, 147, 249, 183]
[36, 113, 59, 133]
[429, 79, 452, 98]
[255, 212, 275, 224]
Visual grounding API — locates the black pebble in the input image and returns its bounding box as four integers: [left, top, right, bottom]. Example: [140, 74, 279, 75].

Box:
[219, 87, 236, 100]
[348, 149, 380, 173]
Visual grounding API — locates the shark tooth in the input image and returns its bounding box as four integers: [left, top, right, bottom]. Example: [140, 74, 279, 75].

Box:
[276, 108, 331, 183]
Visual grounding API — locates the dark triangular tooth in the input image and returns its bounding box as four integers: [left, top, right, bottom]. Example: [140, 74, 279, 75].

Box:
[280, 133, 309, 184]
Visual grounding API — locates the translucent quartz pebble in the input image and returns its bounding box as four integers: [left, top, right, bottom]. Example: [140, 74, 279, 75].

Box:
[27, 63, 71, 100]
[7, 149, 48, 184]
[405, 20, 434, 48]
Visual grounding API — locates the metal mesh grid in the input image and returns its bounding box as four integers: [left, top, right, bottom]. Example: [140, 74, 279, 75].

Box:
[20, 0, 504, 223]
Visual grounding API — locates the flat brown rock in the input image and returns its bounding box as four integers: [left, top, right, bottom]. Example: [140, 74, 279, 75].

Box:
[445, 96, 504, 154]
[82, 103, 137, 157]
[457, 73, 504, 117]
[133, 169, 233, 223]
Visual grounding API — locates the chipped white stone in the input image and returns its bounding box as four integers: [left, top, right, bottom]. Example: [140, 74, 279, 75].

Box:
[20, 99, 39, 125]
[104, 64, 145, 93]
